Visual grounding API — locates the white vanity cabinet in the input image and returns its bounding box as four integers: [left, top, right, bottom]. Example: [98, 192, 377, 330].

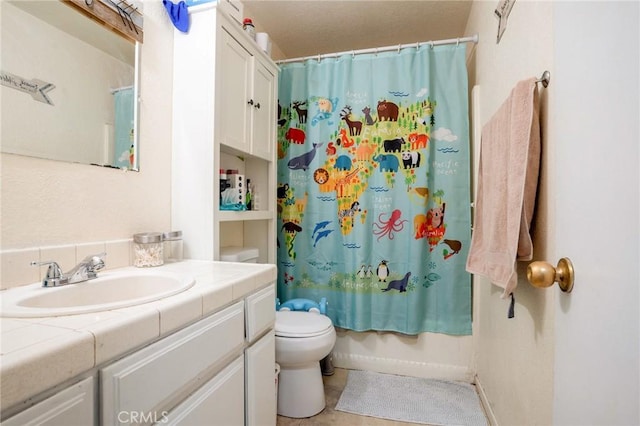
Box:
[99, 283, 276, 426]
[1, 377, 95, 426]
[172, 4, 278, 263]
[0, 264, 277, 426]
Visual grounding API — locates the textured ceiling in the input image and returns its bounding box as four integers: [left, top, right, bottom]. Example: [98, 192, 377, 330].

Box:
[242, 0, 474, 60]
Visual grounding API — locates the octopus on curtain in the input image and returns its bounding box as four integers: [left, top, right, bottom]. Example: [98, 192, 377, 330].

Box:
[373, 209, 407, 241]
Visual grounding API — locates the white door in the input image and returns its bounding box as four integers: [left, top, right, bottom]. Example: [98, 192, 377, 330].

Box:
[553, 2, 639, 425]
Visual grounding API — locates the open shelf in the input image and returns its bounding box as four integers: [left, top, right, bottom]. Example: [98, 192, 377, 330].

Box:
[218, 210, 274, 222]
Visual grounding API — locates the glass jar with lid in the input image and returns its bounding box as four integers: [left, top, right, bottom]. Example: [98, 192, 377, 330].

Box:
[162, 231, 183, 263]
[133, 232, 164, 267]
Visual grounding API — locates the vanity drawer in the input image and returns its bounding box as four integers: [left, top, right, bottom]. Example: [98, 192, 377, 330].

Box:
[245, 284, 275, 343]
[2, 377, 95, 426]
[162, 355, 245, 425]
[101, 301, 245, 425]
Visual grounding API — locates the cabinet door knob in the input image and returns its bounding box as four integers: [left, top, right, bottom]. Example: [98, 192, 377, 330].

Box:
[247, 99, 254, 106]
[254, 102, 261, 109]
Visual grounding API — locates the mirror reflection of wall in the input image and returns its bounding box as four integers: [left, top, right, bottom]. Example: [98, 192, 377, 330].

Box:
[1, 1, 139, 170]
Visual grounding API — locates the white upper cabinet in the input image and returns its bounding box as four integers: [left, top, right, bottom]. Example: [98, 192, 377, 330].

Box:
[218, 27, 277, 161]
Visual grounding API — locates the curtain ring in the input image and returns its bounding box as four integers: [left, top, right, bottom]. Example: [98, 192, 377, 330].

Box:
[416, 42, 420, 51]
[429, 41, 434, 49]
[317, 54, 321, 63]
[456, 38, 460, 47]
[352, 50, 355, 58]
[397, 44, 401, 53]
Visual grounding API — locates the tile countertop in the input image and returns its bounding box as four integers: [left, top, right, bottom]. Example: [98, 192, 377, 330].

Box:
[0, 260, 277, 415]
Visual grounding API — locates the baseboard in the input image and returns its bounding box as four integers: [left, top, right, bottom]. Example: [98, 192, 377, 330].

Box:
[332, 350, 473, 382]
[474, 374, 498, 426]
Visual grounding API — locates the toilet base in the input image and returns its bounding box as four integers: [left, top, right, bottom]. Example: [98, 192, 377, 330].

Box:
[277, 362, 325, 418]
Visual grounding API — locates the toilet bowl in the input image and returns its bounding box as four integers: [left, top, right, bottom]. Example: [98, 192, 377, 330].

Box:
[275, 310, 336, 418]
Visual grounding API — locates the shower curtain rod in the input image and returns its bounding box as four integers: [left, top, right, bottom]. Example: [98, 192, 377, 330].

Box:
[110, 85, 133, 94]
[276, 34, 479, 65]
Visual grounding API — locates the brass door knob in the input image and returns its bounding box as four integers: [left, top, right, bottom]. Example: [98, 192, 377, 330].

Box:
[526, 257, 574, 293]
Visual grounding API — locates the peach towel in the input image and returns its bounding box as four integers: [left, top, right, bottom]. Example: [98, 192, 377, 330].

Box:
[466, 78, 541, 297]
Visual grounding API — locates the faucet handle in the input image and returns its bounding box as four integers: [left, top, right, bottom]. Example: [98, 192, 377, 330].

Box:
[91, 254, 106, 272]
[87, 252, 106, 271]
[30, 260, 64, 286]
[31, 260, 62, 278]
[79, 252, 106, 275]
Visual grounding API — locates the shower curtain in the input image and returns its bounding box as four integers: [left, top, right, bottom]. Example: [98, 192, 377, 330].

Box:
[113, 87, 134, 169]
[276, 44, 471, 335]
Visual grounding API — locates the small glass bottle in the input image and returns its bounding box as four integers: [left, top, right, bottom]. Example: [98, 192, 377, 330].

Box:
[133, 232, 164, 267]
[242, 18, 256, 40]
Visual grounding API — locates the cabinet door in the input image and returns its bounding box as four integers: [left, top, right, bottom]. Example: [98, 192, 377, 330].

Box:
[245, 284, 276, 343]
[2, 377, 95, 426]
[245, 330, 276, 426]
[250, 59, 276, 161]
[218, 28, 252, 154]
[161, 355, 245, 426]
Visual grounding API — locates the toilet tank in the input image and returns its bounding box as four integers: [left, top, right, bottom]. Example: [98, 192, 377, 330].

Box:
[220, 246, 259, 263]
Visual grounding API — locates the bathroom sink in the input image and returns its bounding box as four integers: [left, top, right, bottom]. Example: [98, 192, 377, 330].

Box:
[0, 269, 196, 317]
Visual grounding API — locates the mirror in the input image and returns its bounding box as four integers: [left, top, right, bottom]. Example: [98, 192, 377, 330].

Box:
[1, 0, 141, 170]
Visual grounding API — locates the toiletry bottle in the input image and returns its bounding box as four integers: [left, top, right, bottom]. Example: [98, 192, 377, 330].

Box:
[246, 179, 253, 211]
[242, 18, 256, 40]
[219, 169, 229, 207]
[252, 183, 259, 211]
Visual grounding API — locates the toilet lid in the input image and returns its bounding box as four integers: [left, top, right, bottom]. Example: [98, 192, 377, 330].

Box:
[275, 311, 333, 338]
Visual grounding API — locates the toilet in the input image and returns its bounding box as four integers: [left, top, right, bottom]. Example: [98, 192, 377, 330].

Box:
[222, 246, 336, 418]
[275, 301, 336, 418]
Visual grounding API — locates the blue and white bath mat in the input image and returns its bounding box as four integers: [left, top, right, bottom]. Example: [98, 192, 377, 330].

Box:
[335, 369, 487, 425]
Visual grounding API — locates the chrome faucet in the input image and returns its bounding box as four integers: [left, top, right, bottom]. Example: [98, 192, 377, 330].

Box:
[31, 253, 106, 287]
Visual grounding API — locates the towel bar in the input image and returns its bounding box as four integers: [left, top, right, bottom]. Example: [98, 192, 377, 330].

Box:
[536, 70, 551, 88]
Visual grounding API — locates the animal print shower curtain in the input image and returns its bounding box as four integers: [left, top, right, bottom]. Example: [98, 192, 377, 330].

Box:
[276, 44, 471, 335]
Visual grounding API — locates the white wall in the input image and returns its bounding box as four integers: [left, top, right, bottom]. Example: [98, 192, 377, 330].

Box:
[1, 1, 175, 248]
[464, 2, 555, 425]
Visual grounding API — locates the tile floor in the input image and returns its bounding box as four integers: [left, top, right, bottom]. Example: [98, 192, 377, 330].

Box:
[276, 368, 417, 426]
